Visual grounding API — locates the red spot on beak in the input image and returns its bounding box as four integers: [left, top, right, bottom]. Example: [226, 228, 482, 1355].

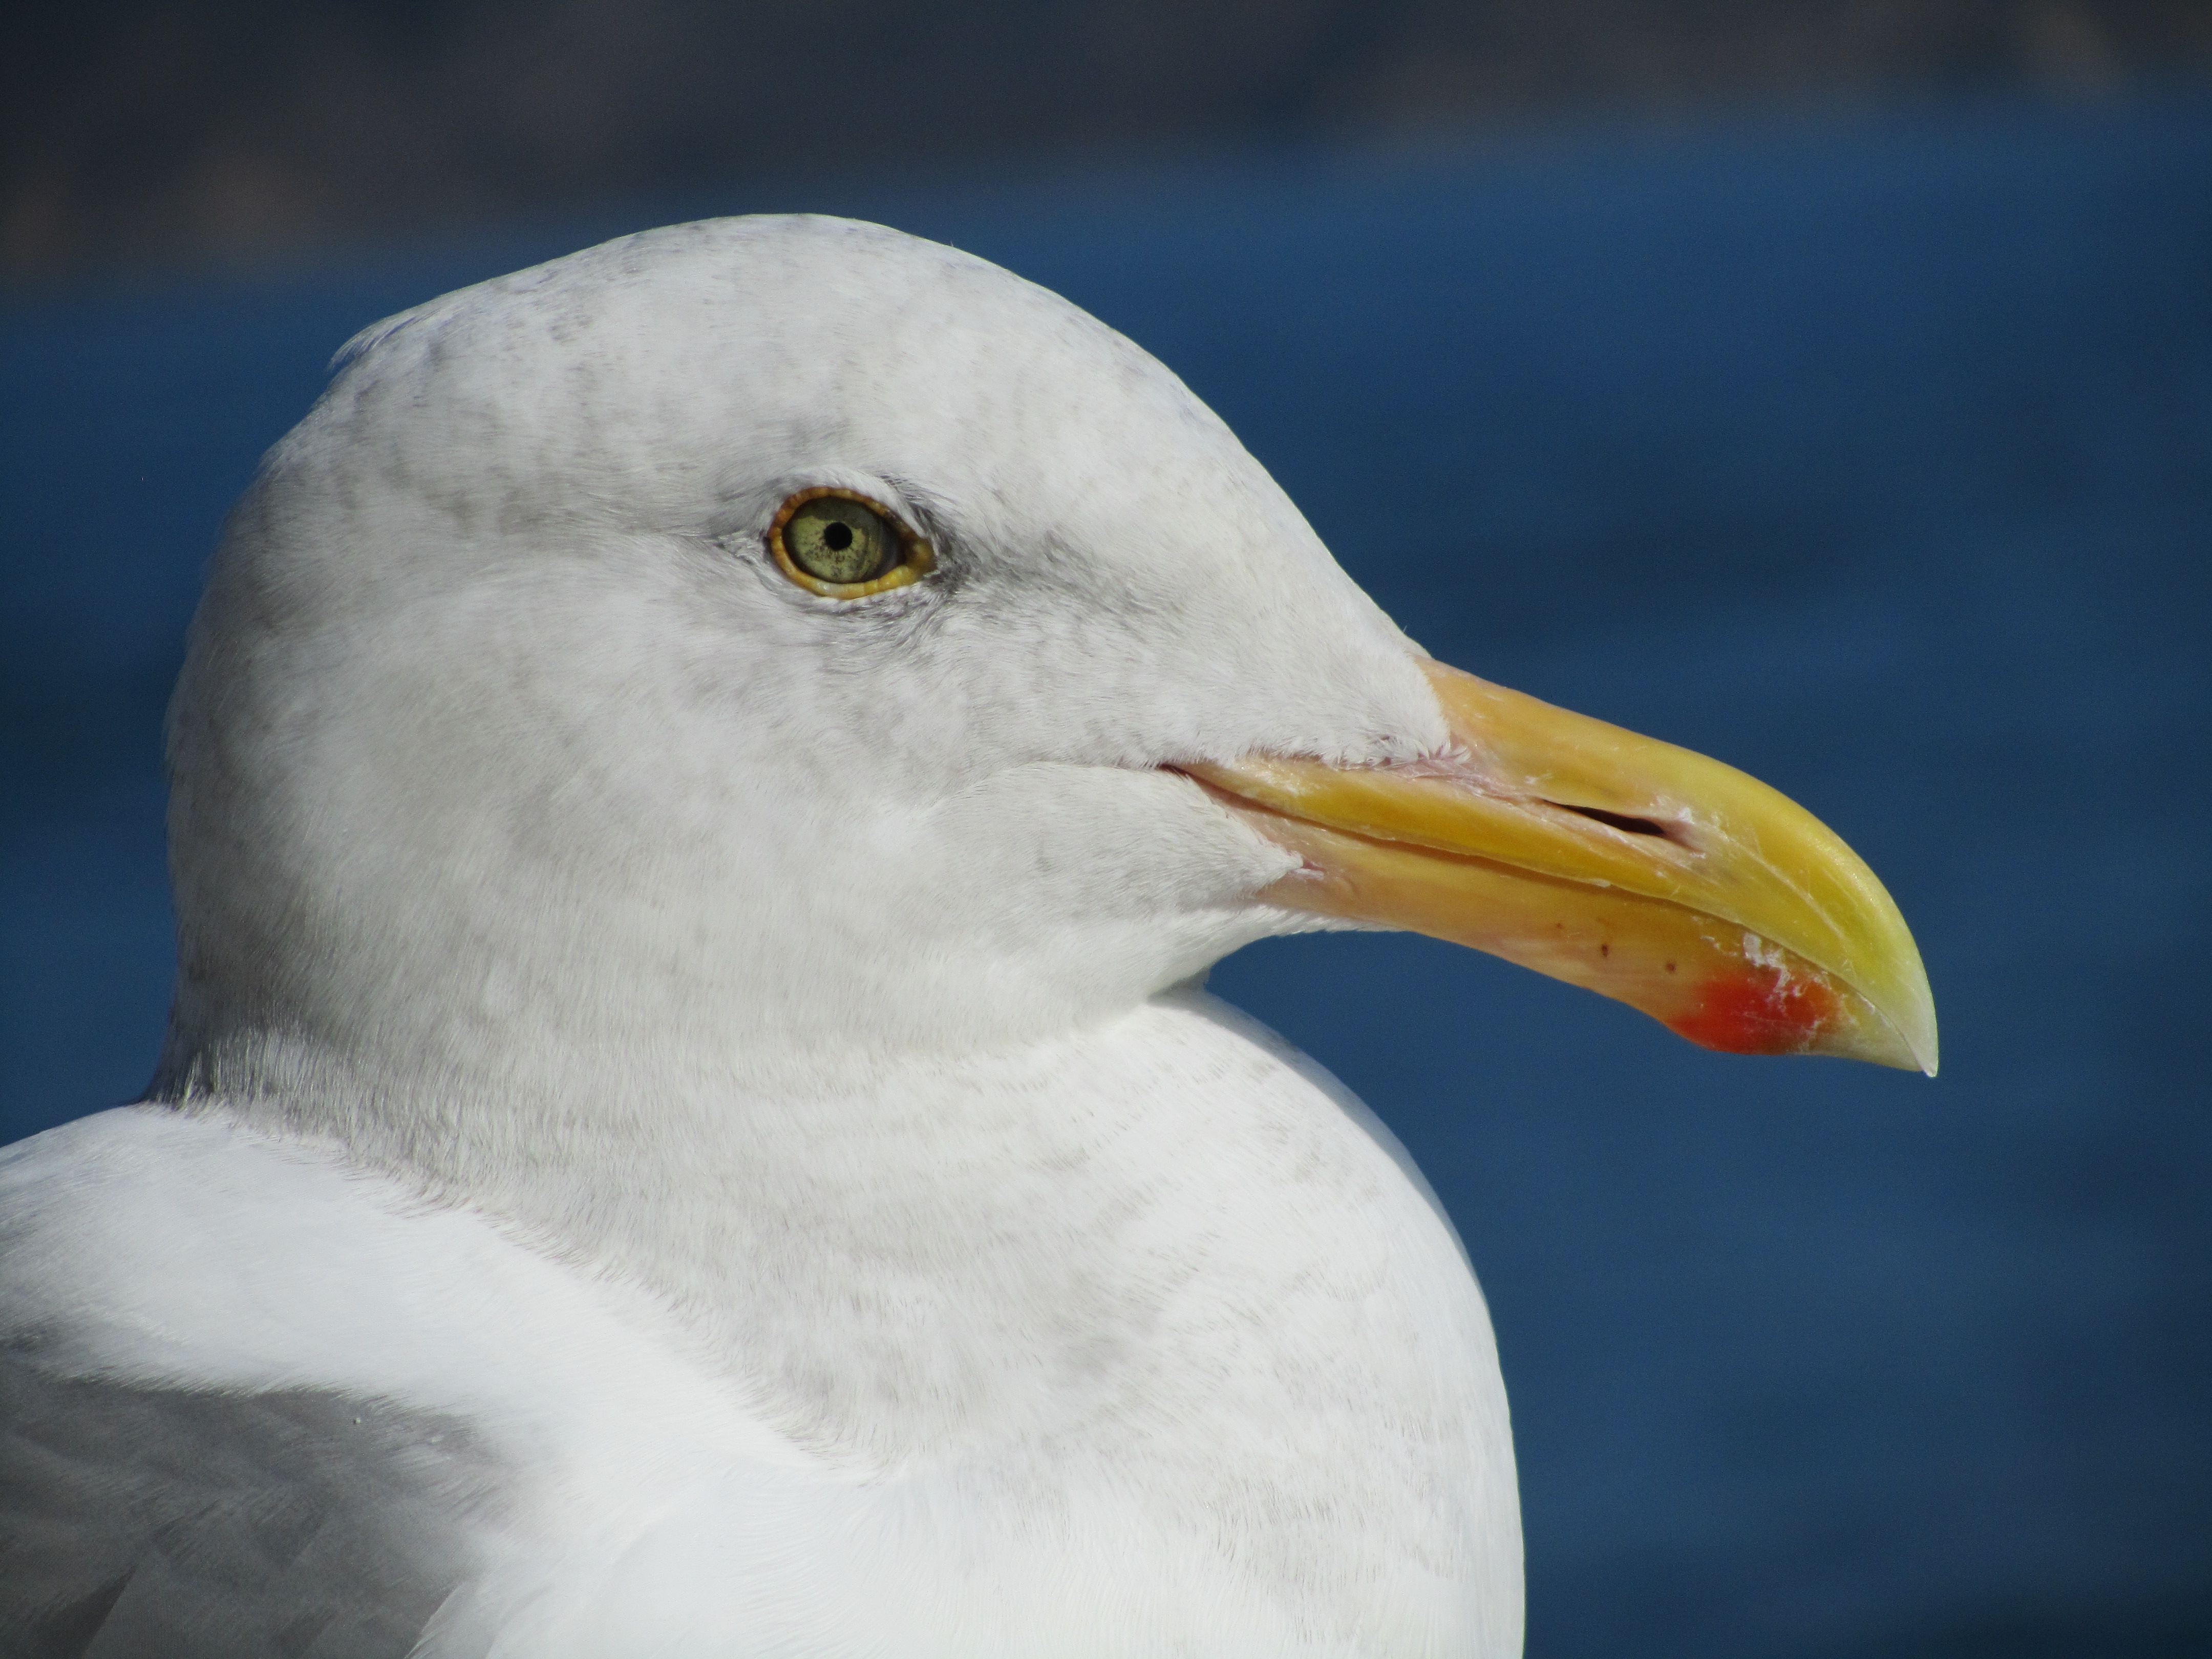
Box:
[1668, 965, 1841, 1056]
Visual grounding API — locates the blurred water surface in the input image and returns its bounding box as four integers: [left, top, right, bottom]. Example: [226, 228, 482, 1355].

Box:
[5, 98, 2209, 1658]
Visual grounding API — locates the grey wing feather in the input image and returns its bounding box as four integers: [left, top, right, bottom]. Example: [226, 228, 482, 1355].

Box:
[0, 1349, 508, 1659]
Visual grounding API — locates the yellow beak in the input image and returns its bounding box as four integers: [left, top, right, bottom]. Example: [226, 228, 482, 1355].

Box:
[1186, 660, 1937, 1074]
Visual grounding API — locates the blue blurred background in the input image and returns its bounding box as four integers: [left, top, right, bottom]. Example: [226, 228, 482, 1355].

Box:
[6, 4, 2212, 1653]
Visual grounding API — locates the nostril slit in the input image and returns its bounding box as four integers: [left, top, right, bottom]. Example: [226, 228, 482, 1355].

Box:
[1547, 801, 1676, 839]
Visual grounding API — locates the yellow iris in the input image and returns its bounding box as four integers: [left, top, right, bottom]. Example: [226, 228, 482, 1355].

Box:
[771, 490, 935, 598]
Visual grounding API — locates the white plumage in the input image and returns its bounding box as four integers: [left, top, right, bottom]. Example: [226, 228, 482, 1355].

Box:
[2, 218, 1523, 1654]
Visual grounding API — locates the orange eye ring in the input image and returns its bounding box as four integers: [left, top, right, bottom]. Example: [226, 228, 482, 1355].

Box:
[768, 487, 937, 599]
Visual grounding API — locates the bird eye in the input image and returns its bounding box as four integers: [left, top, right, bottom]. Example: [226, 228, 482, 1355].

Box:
[768, 489, 935, 598]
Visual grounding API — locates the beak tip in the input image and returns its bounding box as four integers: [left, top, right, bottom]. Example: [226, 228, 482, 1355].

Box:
[1871, 978, 1939, 1077]
[1908, 1014, 1941, 1080]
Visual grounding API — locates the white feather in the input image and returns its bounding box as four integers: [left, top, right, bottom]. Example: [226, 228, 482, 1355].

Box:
[5, 216, 1520, 1654]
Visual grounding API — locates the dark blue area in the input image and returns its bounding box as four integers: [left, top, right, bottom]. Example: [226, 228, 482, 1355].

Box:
[6, 98, 2209, 1657]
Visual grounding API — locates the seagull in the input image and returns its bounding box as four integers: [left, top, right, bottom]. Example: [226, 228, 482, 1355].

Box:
[0, 216, 1934, 1657]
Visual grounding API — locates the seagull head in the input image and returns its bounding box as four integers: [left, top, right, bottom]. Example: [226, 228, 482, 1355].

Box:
[159, 216, 1934, 1111]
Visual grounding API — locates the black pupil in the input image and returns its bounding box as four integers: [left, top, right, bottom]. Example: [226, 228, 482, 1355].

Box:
[823, 522, 854, 551]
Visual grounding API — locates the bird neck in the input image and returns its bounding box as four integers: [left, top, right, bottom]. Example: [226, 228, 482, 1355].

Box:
[160, 990, 1466, 1475]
